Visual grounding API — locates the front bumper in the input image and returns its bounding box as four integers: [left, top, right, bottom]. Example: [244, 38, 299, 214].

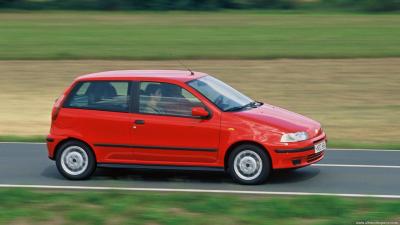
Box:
[268, 133, 327, 169]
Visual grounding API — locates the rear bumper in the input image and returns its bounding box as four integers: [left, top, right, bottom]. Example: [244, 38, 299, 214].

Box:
[268, 133, 327, 169]
[46, 134, 67, 160]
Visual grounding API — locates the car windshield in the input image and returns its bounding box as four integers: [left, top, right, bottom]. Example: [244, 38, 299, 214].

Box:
[187, 76, 255, 111]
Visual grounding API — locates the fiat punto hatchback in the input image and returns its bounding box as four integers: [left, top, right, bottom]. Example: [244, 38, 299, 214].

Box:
[47, 70, 326, 184]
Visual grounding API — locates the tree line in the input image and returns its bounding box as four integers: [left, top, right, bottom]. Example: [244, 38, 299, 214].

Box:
[0, 0, 398, 12]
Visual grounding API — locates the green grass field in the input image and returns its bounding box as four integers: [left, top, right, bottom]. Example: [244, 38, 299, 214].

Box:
[1, 188, 400, 225]
[0, 11, 399, 59]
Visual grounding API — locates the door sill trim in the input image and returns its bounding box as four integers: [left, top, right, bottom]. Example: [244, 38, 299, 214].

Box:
[97, 163, 225, 172]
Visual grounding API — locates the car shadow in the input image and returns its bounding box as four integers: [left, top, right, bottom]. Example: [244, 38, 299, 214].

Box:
[41, 165, 320, 185]
[93, 168, 229, 183]
[269, 167, 321, 184]
[41, 165, 64, 179]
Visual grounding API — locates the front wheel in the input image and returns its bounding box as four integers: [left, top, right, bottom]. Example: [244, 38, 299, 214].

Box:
[228, 144, 271, 185]
[55, 140, 96, 180]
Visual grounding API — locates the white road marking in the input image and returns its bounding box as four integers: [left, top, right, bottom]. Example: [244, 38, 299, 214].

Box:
[0, 184, 399, 199]
[0, 142, 45, 145]
[313, 163, 400, 169]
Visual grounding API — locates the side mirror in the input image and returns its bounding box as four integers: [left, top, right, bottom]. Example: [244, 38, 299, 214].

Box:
[192, 107, 210, 118]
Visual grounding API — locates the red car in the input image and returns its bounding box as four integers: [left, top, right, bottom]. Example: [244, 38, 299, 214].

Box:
[47, 70, 326, 184]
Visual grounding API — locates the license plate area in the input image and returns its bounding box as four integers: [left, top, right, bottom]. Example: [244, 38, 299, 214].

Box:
[314, 140, 326, 153]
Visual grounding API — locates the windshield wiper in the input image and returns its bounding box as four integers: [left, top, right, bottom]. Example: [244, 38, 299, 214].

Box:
[225, 101, 262, 112]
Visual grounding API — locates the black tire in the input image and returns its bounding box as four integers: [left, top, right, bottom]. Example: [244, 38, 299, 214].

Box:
[228, 144, 271, 185]
[55, 140, 96, 180]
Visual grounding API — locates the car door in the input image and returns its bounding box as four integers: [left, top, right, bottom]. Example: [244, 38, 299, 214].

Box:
[129, 81, 220, 165]
[62, 80, 135, 163]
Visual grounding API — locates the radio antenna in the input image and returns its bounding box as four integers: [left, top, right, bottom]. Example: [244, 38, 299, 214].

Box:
[177, 59, 194, 76]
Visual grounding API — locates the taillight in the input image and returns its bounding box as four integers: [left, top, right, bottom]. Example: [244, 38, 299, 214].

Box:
[52, 94, 65, 121]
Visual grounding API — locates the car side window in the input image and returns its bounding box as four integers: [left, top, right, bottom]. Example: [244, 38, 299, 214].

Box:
[64, 81, 131, 113]
[139, 82, 204, 117]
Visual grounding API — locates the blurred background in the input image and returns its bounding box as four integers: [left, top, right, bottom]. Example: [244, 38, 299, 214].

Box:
[0, 1, 400, 224]
[0, 0, 399, 148]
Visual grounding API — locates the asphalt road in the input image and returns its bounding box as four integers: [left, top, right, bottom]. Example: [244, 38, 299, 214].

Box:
[1, 143, 400, 197]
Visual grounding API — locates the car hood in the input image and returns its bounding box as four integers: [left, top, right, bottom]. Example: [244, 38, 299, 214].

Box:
[234, 103, 321, 137]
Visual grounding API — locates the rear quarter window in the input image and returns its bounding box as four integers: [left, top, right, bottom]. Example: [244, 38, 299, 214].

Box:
[64, 81, 131, 113]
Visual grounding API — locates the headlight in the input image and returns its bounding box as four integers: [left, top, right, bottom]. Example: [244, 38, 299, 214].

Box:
[280, 131, 309, 143]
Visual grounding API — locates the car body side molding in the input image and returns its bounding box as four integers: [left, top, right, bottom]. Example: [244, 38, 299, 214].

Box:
[94, 143, 218, 152]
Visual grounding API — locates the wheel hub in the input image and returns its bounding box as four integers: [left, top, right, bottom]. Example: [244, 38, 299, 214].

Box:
[233, 150, 263, 181]
[60, 146, 88, 176]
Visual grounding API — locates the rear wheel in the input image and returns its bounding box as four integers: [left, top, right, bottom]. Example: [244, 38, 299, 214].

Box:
[228, 144, 271, 185]
[56, 140, 96, 180]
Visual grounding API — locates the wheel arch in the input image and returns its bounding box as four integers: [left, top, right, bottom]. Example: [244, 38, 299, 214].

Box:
[224, 140, 272, 171]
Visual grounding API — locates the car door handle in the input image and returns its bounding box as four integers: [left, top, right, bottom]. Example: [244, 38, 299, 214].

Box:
[135, 120, 145, 125]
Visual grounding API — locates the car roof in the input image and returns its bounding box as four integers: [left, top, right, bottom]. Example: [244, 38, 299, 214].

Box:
[76, 70, 208, 83]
